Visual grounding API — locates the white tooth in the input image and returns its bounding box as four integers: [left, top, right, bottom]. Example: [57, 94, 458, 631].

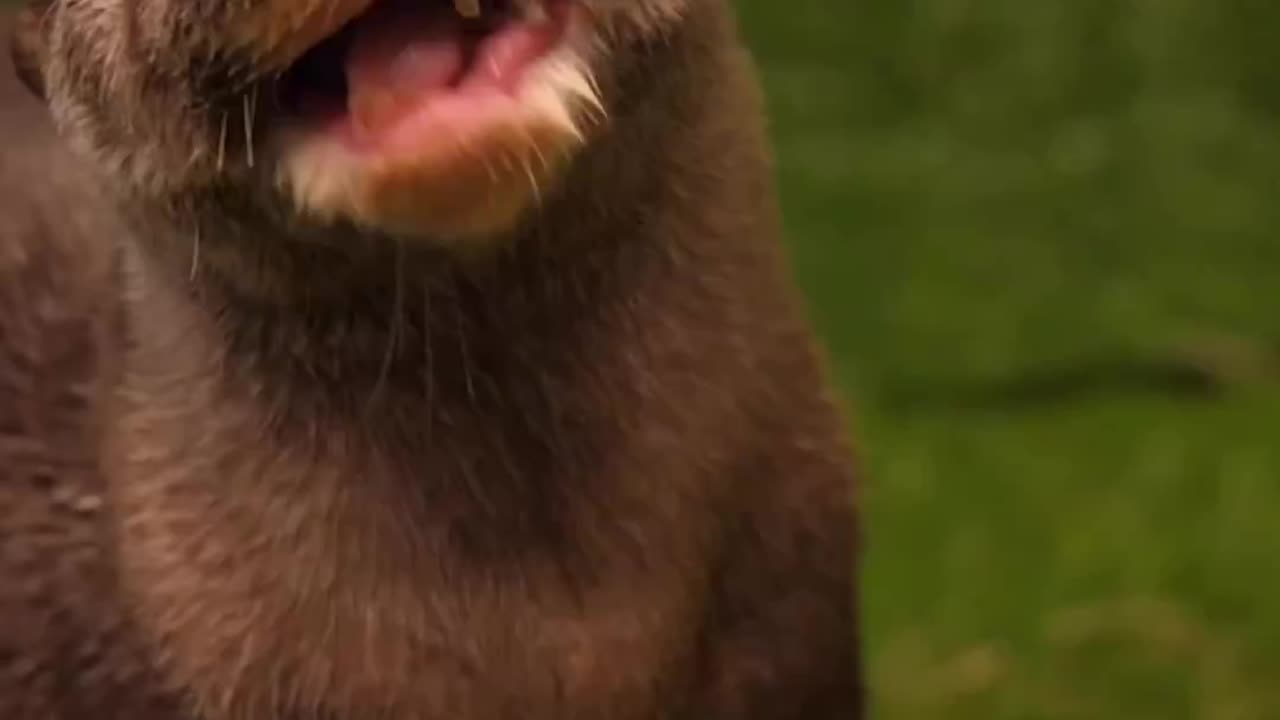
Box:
[516, 0, 547, 22]
[455, 0, 481, 18]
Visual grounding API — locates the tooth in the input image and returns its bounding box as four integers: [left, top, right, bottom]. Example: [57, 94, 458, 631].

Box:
[516, 0, 547, 22]
[454, 0, 481, 18]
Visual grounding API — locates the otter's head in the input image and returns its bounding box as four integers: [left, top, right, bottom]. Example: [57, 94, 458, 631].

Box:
[10, 0, 690, 243]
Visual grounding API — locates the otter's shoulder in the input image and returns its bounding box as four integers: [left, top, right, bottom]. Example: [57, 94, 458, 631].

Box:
[0, 89, 114, 444]
[0, 74, 180, 718]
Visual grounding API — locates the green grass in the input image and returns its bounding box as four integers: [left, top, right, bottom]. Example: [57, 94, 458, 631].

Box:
[736, 1, 1280, 717]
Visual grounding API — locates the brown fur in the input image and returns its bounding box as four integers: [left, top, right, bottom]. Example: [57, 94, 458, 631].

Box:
[1, 2, 863, 718]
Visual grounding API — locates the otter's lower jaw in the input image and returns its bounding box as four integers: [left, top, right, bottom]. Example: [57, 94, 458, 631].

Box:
[268, 0, 604, 242]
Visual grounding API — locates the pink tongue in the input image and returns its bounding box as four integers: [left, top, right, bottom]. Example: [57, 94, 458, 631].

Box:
[345, 3, 468, 134]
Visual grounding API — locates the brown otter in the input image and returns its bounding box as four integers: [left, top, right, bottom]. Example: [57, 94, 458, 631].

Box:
[1, 0, 863, 718]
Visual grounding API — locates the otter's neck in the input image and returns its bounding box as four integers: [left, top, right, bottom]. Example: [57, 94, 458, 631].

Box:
[104, 235, 682, 717]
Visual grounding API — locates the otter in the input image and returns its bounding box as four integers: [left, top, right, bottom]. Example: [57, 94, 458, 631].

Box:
[0, 0, 862, 718]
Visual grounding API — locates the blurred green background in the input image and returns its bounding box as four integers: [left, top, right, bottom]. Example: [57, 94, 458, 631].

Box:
[736, 0, 1280, 717]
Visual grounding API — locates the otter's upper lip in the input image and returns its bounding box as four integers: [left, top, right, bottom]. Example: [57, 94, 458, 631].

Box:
[229, 0, 380, 72]
[233, 0, 501, 73]
[272, 0, 577, 142]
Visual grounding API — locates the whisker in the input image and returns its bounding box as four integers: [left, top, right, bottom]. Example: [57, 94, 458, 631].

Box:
[453, 278, 477, 404]
[522, 153, 542, 207]
[189, 224, 201, 281]
[217, 112, 229, 172]
[368, 238, 406, 411]
[423, 285, 435, 439]
[242, 91, 257, 168]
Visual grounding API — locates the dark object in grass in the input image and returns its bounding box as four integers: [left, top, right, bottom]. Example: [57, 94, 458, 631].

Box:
[885, 338, 1280, 414]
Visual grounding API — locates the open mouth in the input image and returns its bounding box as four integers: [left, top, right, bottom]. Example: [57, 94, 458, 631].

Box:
[267, 0, 599, 239]
[276, 0, 576, 149]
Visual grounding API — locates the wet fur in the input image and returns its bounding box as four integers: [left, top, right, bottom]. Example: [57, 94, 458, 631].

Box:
[1, 2, 863, 718]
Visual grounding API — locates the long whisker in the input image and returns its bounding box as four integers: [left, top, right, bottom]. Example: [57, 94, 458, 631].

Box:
[369, 238, 406, 412]
[217, 112, 229, 172]
[242, 91, 257, 168]
[189, 224, 201, 281]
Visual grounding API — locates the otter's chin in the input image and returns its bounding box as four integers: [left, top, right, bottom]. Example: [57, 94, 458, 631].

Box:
[267, 0, 603, 242]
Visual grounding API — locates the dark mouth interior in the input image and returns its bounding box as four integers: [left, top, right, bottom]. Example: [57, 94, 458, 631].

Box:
[276, 0, 520, 120]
